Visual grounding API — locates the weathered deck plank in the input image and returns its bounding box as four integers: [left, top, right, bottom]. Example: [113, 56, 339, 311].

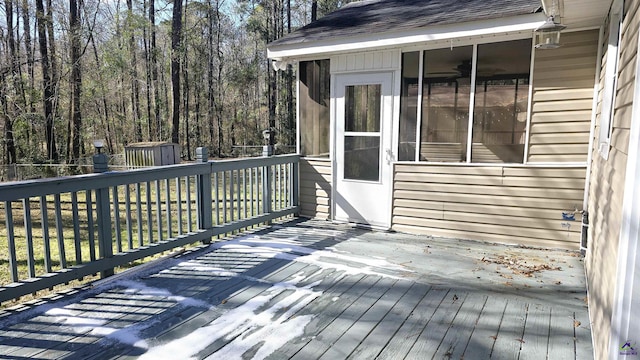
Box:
[346, 281, 428, 359]
[433, 292, 488, 359]
[547, 307, 577, 360]
[462, 295, 508, 359]
[491, 298, 528, 360]
[318, 278, 410, 359]
[375, 288, 449, 359]
[290, 276, 393, 360]
[519, 303, 551, 360]
[0, 219, 593, 360]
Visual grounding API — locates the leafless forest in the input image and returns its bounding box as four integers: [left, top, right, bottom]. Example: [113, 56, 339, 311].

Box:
[0, 0, 354, 167]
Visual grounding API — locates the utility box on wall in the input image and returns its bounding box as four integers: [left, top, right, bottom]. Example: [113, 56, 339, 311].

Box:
[125, 142, 181, 168]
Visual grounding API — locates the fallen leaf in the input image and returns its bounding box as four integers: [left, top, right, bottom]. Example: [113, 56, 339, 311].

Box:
[574, 320, 581, 328]
[490, 335, 498, 340]
[516, 338, 525, 344]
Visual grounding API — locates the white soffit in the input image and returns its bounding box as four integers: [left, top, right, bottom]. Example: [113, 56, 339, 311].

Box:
[559, 0, 612, 29]
[268, 13, 547, 60]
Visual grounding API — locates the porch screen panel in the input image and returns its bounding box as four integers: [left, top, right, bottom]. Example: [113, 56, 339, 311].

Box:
[299, 59, 330, 157]
[420, 46, 472, 162]
[344, 84, 381, 181]
[399, 52, 419, 161]
[471, 39, 531, 163]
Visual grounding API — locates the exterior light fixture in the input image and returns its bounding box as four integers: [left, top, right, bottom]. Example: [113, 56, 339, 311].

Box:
[535, 16, 566, 49]
[93, 139, 104, 154]
[271, 59, 290, 71]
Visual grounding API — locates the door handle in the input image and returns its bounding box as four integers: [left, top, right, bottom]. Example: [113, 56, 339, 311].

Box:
[385, 149, 395, 164]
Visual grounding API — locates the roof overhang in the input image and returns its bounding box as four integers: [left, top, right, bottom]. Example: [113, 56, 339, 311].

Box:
[268, 13, 547, 60]
[541, 0, 612, 29]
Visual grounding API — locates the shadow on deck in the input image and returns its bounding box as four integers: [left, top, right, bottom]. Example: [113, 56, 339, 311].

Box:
[0, 218, 592, 359]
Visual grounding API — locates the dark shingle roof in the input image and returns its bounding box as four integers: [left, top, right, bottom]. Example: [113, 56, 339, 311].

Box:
[269, 0, 542, 48]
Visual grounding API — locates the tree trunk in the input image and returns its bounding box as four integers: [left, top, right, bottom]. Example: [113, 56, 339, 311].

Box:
[143, 0, 152, 140]
[182, 0, 190, 158]
[286, 0, 294, 146]
[311, 0, 317, 21]
[149, 0, 161, 140]
[35, 0, 58, 161]
[215, 0, 224, 156]
[207, 0, 216, 151]
[70, 0, 83, 161]
[46, 0, 59, 126]
[4, 0, 19, 164]
[127, 0, 142, 142]
[22, 0, 35, 113]
[170, 0, 182, 144]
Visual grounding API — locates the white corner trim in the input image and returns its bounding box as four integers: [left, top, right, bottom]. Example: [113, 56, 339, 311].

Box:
[268, 14, 546, 59]
[609, 18, 640, 360]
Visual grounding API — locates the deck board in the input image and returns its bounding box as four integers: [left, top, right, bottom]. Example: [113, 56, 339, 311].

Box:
[519, 303, 551, 360]
[0, 219, 593, 360]
[346, 281, 428, 359]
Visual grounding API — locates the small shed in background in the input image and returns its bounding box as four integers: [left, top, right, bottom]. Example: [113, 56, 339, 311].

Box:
[125, 142, 181, 168]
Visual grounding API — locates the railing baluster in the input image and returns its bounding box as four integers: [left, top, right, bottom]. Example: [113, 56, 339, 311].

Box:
[146, 181, 153, 243]
[71, 192, 82, 264]
[39, 196, 52, 273]
[165, 178, 172, 239]
[5, 201, 19, 282]
[256, 167, 261, 215]
[243, 168, 248, 220]
[249, 167, 254, 219]
[186, 176, 192, 232]
[23, 198, 36, 278]
[222, 171, 228, 224]
[125, 185, 134, 250]
[112, 186, 122, 254]
[230, 170, 235, 223]
[277, 164, 282, 210]
[214, 172, 220, 226]
[85, 191, 96, 261]
[292, 160, 299, 211]
[155, 180, 163, 242]
[136, 183, 143, 246]
[176, 177, 183, 235]
[54, 194, 68, 267]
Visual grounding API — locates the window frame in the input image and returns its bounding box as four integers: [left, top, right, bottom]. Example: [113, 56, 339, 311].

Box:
[400, 36, 535, 164]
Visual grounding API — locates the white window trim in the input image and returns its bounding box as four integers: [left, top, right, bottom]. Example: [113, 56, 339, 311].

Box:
[599, 0, 624, 160]
[403, 36, 533, 165]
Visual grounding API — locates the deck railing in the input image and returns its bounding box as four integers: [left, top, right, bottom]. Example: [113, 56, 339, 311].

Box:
[0, 148, 299, 305]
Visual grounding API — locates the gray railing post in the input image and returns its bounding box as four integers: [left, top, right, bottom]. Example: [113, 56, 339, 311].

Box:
[262, 162, 272, 224]
[196, 147, 213, 244]
[93, 147, 113, 278]
[96, 186, 114, 278]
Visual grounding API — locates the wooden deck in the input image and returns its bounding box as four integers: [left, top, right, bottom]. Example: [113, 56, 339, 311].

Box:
[0, 219, 593, 359]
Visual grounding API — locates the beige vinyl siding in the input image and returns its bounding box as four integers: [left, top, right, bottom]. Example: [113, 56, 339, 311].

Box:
[392, 164, 586, 249]
[586, 1, 639, 359]
[528, 30, 599, 163]
[331, 49, 400, 73]
[299, 158, 332, 219]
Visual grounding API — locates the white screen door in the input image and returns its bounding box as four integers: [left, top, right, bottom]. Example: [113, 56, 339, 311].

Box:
[334, 72, 394, 228]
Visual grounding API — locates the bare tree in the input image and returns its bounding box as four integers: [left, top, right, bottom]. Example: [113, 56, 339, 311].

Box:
[69, 0, 83, 161]
[170, 0, 183, 144]
[35, 0, 58, 161]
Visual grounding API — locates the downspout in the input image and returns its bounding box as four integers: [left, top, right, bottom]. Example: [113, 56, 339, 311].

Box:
[540, 0, 564, 18]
